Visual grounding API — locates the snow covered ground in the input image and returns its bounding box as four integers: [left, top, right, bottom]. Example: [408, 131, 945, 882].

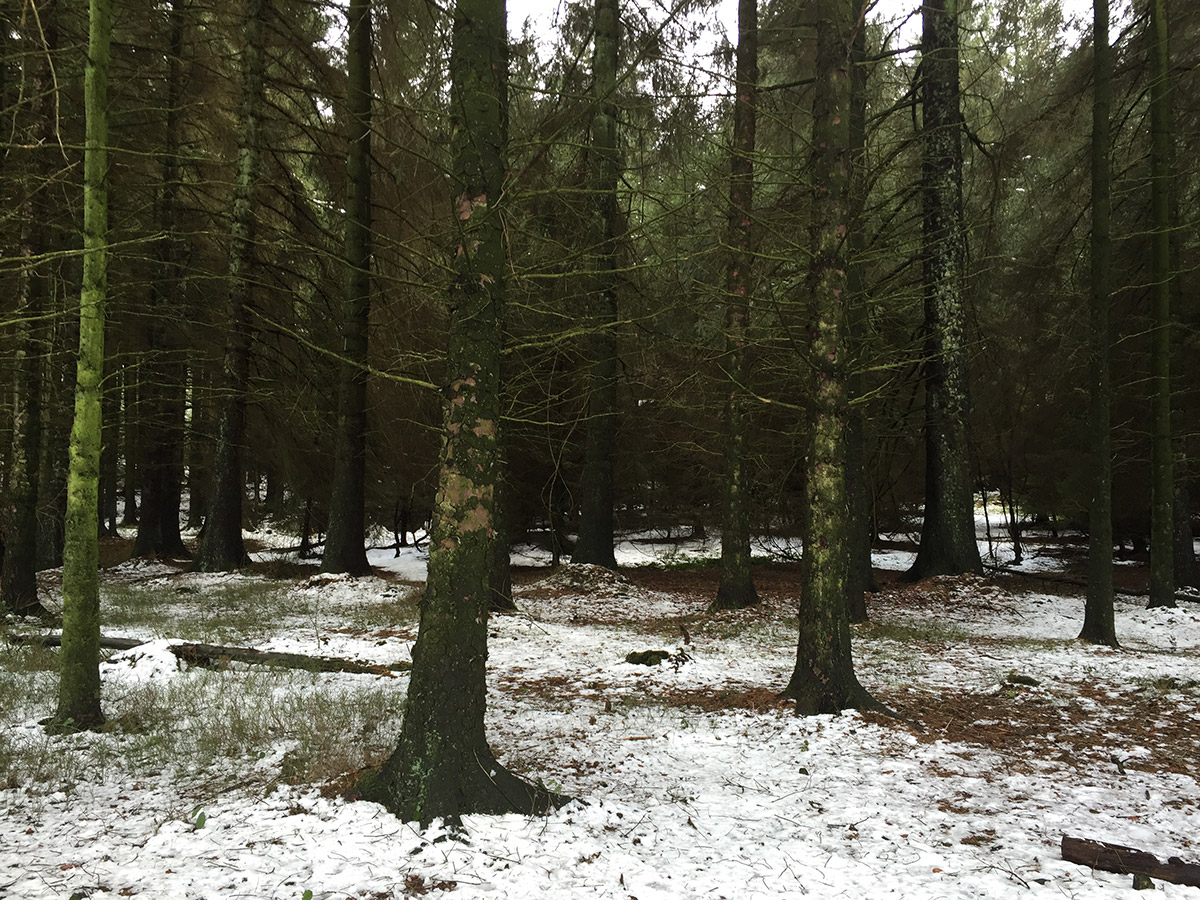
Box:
[2, 532, 1198, 900]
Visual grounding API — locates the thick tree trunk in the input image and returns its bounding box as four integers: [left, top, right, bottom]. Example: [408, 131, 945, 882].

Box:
[322, 0, 374, 576]
[134, 0, 190, 560]
[361, 0, 561, 824]
[1079, 0, 1118, 645]
[573, 0, 621, 570]
[783, 0, 879, 716]
[1147, 0, 1174, 609]
[193, 0, 267, 572]
[712, 0, 761, 613]
[904, 0, 982, 582]
[50, 0, 112, 733]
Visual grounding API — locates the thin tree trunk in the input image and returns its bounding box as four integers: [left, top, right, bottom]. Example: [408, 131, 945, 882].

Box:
[186, 366, 210, 530]
[573, 0, 621, 570]
[904, 0, 982, 582]
[360, 0, 561, 823]
[1080, 0, 1117, 645]
[50, 0, 112, 733]
[135, 0, 190, 560]
[712, 0, 760, 612]
[193, 0, 267, 572]
[1147, 0, 1174, 609]
[783, 0, 881, 716]
[120, 364, 138, 525]
[323, 0, 374, 576]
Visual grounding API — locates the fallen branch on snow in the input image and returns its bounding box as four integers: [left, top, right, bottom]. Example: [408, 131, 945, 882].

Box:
[7, 632, 410, 676]
[1061, 835, 1200, 887]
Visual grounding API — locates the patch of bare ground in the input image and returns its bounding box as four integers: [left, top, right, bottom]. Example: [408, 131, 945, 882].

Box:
[864, 680, 1200, 781]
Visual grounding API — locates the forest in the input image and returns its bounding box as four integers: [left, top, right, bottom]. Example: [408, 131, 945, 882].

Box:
[1, 0, 1198, 897]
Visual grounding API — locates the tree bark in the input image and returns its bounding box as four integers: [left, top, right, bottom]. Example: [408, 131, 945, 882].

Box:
[572, 0, 621, 570]
[322, 0, 374, 576]
[783, 0, 879, 715]
[1147, 0, 1174, 609]
[360, 0, 562, 824]
[904, 0, 983, 582]
[193, 0, 267, 572]
[712, 0, 761, 612]
[50, 0, 112, 733]
[1079, 0, 1117, 644]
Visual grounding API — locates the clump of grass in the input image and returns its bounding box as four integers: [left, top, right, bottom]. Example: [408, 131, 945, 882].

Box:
[100, 667, 404, 789]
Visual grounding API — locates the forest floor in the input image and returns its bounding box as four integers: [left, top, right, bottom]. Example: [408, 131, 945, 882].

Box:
[2, 527, 1199, 899]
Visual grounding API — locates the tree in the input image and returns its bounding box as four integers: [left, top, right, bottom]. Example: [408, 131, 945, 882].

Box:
[360, 0, 562, 823]
[904, 0, 983, 582]
[782, 0, 881, 715]
[1079, 0, 1118, 646]
[133, 0, 190, 560]
[572, 0, 621, 569]
[711, 0, 762, 612]
[49, 0, 112, 733]
[322, 0, 374, 576]
[193, 0, 268, 572]
[1146, 0, 1174, 609]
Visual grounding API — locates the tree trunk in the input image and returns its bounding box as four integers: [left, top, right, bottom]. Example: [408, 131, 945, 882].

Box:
[360, 0, 561, 824]
[1147, 0, 1174, 609]
[120, 363, 138, 525]
[1079, 0, 1118, 645]
[904, 0, 982, 582]
[573, 0, 621, 570]
[783, 0, 879, 716]
[322, 0, 374, 576]
[134, 0, 190, 560]
[712, 0, 761, 613]
[186, 367, 211, 530]
[193, 0, 267, 572]
[50, 0, 112, 733]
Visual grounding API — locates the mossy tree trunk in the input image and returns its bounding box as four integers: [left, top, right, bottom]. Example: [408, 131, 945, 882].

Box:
[904, 0, 982, 582]
[135, 0, 190, 560]
[1147, 0, 1174, 609]
[50, 0, 112, 733]
[572, 0, 621, 570]
[783, 0, 880, 716]
[193, 0, 267, 572]
[2, 1, 58, 619]
[1080, 0, 1118, 646]
[322, 0, 374, 576]
[712, 0, 761, 613]
[360, 0, 560, 824]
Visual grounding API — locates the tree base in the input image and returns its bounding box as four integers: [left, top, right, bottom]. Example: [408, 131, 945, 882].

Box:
[709, 580, 760, 612]
[357, 744, 570, 826]
[43, 709, 105, 735]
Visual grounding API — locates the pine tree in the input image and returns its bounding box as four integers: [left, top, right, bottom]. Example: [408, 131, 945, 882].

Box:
[49, 0, 112, 734]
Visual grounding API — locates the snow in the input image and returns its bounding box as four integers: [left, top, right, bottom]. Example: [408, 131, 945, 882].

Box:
[3, 532, 1199, 900]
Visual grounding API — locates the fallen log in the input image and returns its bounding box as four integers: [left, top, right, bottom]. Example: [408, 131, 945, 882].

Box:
[7, 632, 410, 677]
[1061, 835, 1200, 888]
[985, 565, 1200, 605]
